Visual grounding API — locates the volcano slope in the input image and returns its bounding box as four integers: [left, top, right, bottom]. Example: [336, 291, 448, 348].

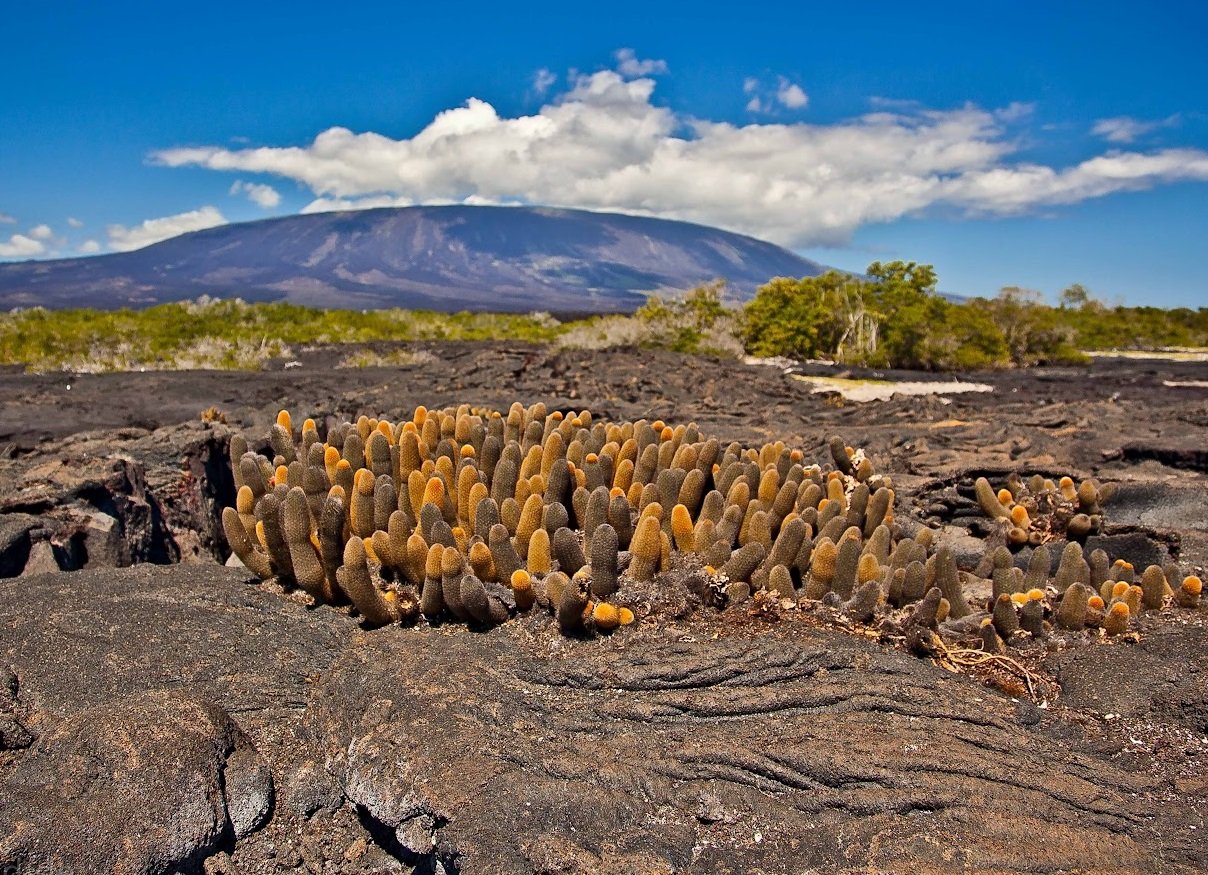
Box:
[0, 343, 1205, 875]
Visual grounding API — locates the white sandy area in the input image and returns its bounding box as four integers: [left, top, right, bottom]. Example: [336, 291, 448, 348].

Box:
[791, 374, 994, 402]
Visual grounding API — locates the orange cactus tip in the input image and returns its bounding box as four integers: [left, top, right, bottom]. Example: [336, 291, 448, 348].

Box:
[827, 470, 842, 482]
[712, 463, 721, 474]
[422, 476, 445, 503]
[997, 488, 1014, 506]
[413, 405, 428, 423]
[1027, 588, 1045, 601]
[585, 453, 599, 464]
[328, 484, 346, 501]
[660, 426, 674, 442]
[789, 449, 803, 462]
[255, 520, 267, 547]
[1109, 601, 1130, 617]
[303, 418, 316, 431]
[818, 498, 830, 511]
[1184, 576, 1203, 596]
[845, 446, 855, 458]
[460, 445, 475, 458]
[355, 468, 375, 492]
[651, 419, 665, 431]
[377, 420, 393, 438]
[610, 486, 626, 498]
[276, 409, 292, 430]
[1011, 592, 1030, 605]
[979, 617, 994, 628]
[511, 569, 531, 590]
[592, 602, 620, 631]
[309, 531, 321, 551]
[335, 458, 352, 471]
[1087, 595, 1105, 609]
[1059, 476, 1074, 488]
[703, 565, 717, 575]
[618, 606, 636, 625]
[402, 421, 418, 434]
[1010, 506, 1031, 527]
[362, 538, 379, 563]
[324, 445, 340, 463]
[275, 464, 289, 483]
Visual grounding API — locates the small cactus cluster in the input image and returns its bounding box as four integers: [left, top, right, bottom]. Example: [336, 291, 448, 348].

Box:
[976, 540, 1202, 650]
[221, 404, 1201, 648]
[974, 473, 1115, 547]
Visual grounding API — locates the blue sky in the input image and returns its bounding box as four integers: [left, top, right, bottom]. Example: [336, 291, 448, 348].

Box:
[2, 1, 1206, 306]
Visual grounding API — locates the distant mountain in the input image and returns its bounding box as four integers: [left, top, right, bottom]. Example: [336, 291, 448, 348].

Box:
[0, 206, 829, 313]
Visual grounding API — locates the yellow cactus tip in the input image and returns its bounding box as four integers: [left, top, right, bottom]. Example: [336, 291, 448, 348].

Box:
[609, 486, 625, 498]
[303, 418, 316, 431]
[276, 409, 292, 430]
[355, 468, 375, 491]
[335, 458, 352, 472]
[275, 464, 289, 482]
[845, 446, 855, 458]
[1183, 576, 1203, 596]
[618, 606, 635, 625]
[1027, 588, 1045, 601]
[324, 445, 340, 463]
[703, 565, 717, 575]
[585, 452, 599, 464]
[1010, 505, 1030, 527]
[1011, 592, 1029, 606]
[460, 445, 476, 458]
[309, 531, 321, 551]
[1109, 601, 1130, 618]
[1111, 581, 1130, 599]
[1087, 595, 1105, 609]
[660, 426, 674, 442]
[328, 484, 347, 501]
[997, 488, 1013, 506]
[979, 617, 994, 628]
[1059, 476, 1074, 488]
[651, 419, 665, 431]
[363, 538, 379, 563]
[402, 421, 418, 434]
[592, 602, 620, 631]
[511, 569, 532, 590]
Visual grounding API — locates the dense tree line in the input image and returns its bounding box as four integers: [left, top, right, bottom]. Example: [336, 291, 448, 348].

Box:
[642, 264, 1207, 369]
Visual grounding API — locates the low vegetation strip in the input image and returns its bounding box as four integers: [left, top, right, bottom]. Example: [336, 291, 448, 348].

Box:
[2, 263, 1204, 373]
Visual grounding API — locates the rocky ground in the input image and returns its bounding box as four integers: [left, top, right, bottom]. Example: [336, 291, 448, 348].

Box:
[0, 341, 1205, 875]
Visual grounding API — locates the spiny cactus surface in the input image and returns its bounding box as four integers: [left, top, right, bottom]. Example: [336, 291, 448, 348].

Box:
[225, 406, 1199, 651]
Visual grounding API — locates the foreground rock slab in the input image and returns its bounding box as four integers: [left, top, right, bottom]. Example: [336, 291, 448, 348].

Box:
[307, 623, 1179, 875]
[0, 565, 1204, 874]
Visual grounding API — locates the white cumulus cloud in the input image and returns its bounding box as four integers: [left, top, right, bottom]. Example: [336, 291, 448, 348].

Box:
[1092, 114, 1179, 144]
[229, 179, 282, 208]
[776, 78, 808, 109]
[67, 216, 84, 228]
[151, 69, 1208, 249]
[29, 224, 53, 240]
[0, 212, 15, 224]
[79, 239, 102, 254]
[614, 48, 667, 78]
[0, 233, 46, 258]
[106, 206, 227, 252]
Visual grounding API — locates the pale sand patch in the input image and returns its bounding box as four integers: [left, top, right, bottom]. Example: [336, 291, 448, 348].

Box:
[791, 374, 994, 403]
[1087, 349, 1208, 362]
[1163, 380, 1208, 389]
